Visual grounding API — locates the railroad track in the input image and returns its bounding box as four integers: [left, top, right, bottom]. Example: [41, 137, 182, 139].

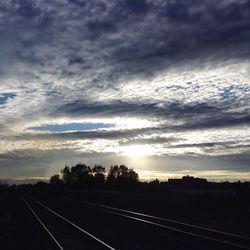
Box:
[24, 195, 250, 250]
[64, 197, 250, 250]
[22, 196, 116, 250]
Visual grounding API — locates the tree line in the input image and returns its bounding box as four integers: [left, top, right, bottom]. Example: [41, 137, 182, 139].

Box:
[50, 164, 139, 190]
[50, 165, 250, 192]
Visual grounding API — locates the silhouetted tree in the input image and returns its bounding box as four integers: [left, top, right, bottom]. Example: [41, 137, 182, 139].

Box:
[0, 179, 8, 191]
[56, 163, 140, 190]
[107, 165, 139, 190]
[70, 163, 93, 188]
[61, 165, 72, 185]
[92, 165, 105, 188]
[148, 179, 160, 191]
[50, 174, 62, 185]
[106, 165, 119, 188]
[117, 165, 139, 190]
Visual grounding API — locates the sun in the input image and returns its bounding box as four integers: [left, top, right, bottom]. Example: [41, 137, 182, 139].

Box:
[119, 144, 154, 157]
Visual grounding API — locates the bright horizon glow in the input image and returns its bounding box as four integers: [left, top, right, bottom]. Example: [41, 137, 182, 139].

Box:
[5, 170, 250, 184]
[136, 170, 250, 182]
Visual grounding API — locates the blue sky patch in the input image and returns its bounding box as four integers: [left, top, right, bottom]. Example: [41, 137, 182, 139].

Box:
[219, 86, 235, 99]
[0, 93, 16, 105]
[31, 122, 113, 132]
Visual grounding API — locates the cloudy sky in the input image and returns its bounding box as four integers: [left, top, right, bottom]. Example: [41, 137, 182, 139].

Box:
[0, 0, 250, 181]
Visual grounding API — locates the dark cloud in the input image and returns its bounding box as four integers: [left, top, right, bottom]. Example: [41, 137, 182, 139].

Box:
[1, 0, 249, 79]
[0, 150, 57, 177]
[86, 20, 117, 36]
[56, 100, 250, 130]
[101, 0, 250, 77]
[67, 0, 86, 7]
[0, 149, 110, 178]
[119, 136, 179, 146]
[0, 149, 131, 178]
[168, 141, 246, 149]
[32, 127, 155, 141]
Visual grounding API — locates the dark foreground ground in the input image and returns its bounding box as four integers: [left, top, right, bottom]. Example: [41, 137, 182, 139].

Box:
[1, 188, 250, 250]
[0, 191, 57, 250]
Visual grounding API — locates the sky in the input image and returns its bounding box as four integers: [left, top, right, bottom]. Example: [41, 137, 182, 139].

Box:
[0, 0, 250, 181]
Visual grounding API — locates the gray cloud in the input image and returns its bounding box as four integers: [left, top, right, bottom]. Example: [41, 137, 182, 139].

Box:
[119, 136, 178, 146]
[1, 0, 249, 79]
[56, 100, 250, 130]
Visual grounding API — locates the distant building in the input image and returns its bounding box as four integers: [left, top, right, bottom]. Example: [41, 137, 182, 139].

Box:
[168, 175, 208, 189]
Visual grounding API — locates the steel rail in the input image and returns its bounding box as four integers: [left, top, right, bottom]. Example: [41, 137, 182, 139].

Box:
[78, 199, 250, 241]
[62, 198, 250, 250]
[26, 195, 250, 250]
[105, 209, 250, 250]
[22, 197, 64, 250]
[27, 196, 116, 250]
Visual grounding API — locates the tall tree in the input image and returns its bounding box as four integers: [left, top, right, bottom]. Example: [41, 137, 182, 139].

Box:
[92, 165, 106, 188]
[61, 165, 72, 185]
[107, 165, 139, 190]
[71, 163, 92, 188]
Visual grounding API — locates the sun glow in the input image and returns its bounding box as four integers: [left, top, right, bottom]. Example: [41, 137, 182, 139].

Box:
[119, 144, 155, 157]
